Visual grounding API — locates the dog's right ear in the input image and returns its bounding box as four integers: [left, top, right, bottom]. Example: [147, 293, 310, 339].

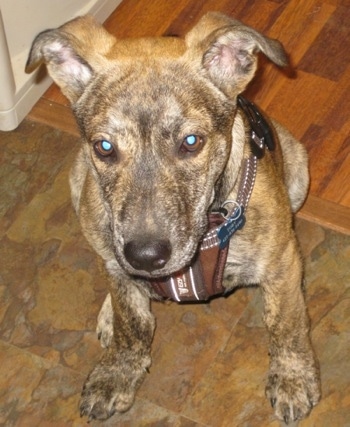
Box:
[26, 16, 116, 103]
[185, 12, 288, 97]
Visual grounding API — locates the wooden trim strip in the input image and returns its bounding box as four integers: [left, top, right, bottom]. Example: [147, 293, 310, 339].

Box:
[27, 97, 350, 236]
[27, 98, 79, 137]
[298, 195, 350, 236]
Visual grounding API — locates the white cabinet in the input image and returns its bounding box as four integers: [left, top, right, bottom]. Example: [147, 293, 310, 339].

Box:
[0, 0, 121, 131]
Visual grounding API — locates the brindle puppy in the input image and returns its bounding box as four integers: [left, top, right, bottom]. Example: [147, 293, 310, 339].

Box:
[26, 12, 321, 423]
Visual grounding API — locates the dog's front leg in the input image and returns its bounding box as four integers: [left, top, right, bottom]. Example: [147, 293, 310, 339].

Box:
[80, 278, 155, 421]
[261, 240, 321, 423]
[96, 292, 114, 349]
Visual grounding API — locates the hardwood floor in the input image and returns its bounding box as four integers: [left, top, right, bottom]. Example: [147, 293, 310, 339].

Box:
[27, 0, 350, 234]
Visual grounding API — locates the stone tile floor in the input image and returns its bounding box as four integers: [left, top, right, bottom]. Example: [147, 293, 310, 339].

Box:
[0, 121, 349, 426]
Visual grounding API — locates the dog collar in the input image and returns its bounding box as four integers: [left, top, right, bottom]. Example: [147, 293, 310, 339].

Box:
[150, 96, 274, 302]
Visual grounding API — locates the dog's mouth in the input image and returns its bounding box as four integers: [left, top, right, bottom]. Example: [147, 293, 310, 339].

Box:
[122, 260, 196, 281]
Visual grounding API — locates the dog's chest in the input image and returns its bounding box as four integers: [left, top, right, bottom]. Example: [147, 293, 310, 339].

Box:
[224, 233, 264, 286]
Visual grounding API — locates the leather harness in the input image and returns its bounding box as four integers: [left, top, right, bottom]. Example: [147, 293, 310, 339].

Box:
[150, 96, 274, 302]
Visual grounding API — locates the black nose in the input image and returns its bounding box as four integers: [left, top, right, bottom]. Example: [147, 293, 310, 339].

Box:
[124, 238, 172, 272]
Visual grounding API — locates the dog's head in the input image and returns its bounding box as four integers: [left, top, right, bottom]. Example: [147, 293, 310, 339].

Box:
[26, 13, 287, 278]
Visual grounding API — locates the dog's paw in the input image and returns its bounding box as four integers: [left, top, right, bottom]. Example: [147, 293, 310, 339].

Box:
[80, 376, 133, 421]
[266, 365, 321, 424]
[80, 350, 150, 421]
[96, 293, 114, 348]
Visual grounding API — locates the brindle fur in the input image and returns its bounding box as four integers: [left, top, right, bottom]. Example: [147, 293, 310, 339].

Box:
[26, 12, 321, 423]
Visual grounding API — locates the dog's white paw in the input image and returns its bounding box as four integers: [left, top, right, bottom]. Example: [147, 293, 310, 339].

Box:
[80, 371, 135, 420]
[80, 350, 150, 421]
[96, 293, 114, 348]
[266, 365, 321, 423]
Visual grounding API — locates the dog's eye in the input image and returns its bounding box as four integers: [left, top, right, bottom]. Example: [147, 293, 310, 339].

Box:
[181, 135, 204, 153]
[94, 140, 115, 158]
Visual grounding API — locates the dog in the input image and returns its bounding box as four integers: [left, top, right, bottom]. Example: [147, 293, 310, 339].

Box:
[26, 12, 321, 423]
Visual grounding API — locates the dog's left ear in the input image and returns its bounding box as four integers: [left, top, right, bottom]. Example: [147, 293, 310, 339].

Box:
[26, 15, 116, 103]
[186, 12, 288, 97]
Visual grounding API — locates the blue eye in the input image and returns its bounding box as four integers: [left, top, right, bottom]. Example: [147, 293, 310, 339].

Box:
[181, 134, 203, 153]
[186, 135, 197, 146]
[94, 140, 115, 158]
[101, 140, 112, 151]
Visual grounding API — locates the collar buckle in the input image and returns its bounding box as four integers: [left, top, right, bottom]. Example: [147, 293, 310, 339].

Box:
[251, 130, 265, 159]
[237, 95, 275, 158]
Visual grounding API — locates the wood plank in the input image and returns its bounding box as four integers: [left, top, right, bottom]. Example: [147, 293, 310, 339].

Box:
[302, 126, 349, 197]
[163, 0, 246, 36]
[318, 66, 350, 133]
[105, 0, 186, 37]
[298, 5, 350, 81]
[245, 1, 336, 108]
[321, 149, 350, 206]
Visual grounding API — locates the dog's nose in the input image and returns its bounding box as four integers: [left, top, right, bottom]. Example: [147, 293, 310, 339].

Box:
[124, 238, 171, 272]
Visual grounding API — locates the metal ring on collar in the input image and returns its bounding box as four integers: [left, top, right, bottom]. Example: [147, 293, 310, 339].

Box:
[221, 200, 242, 220]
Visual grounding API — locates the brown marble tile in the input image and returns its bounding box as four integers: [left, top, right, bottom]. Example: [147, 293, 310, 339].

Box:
[139, 289, 253, 413]
[0, 121, 79, 237]
[89, 398, 207, 427]
[181, 291, 277, 427]
[0, 341, 85, 426]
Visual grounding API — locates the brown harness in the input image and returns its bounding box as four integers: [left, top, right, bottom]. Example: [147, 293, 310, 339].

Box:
[150, 96, 274, 302]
